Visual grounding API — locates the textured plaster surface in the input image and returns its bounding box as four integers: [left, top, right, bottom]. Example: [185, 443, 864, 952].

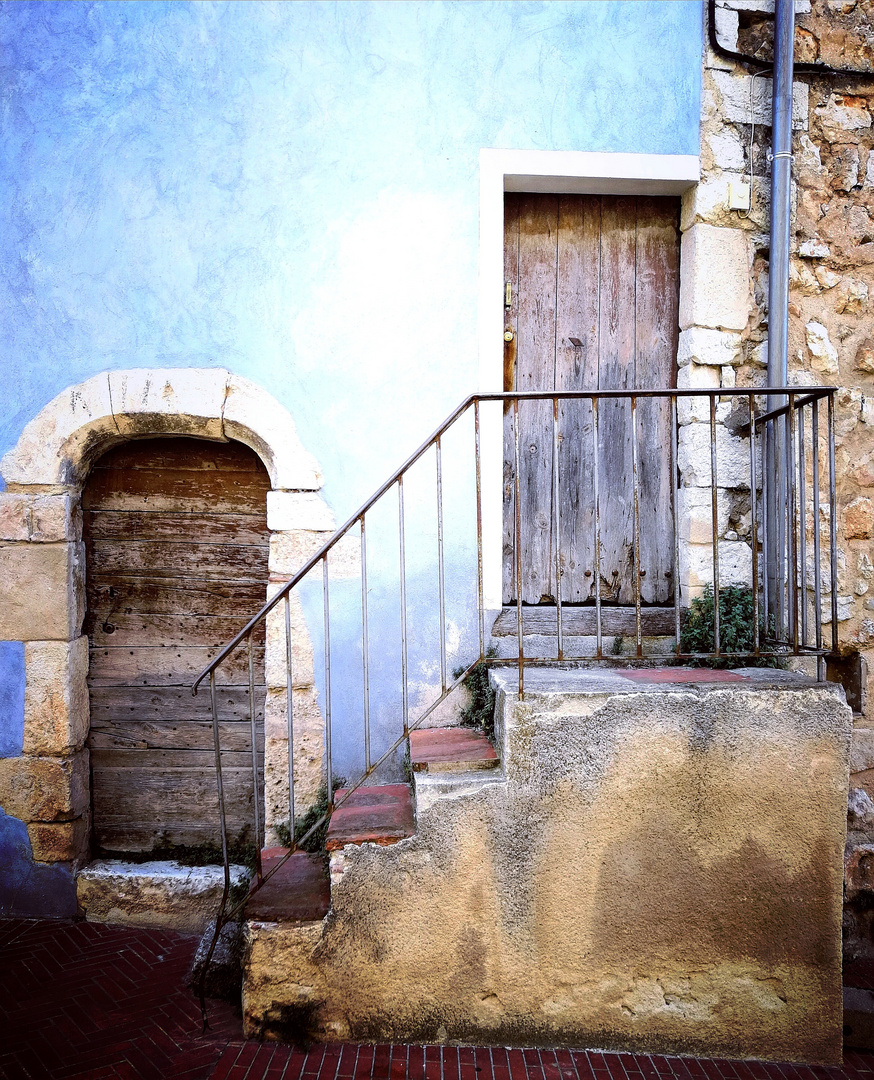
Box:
[243, 670, 851, 1064]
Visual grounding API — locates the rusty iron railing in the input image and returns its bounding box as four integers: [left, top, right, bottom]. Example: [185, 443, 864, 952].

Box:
[191, 386, 837, 917]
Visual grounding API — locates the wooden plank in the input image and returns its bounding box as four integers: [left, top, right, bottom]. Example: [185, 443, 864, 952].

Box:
[93, 823, 253, 852]
[492, 605, 675, 637]
[86, 612, 265, 647]
[503, 194, 521, 603]
[91, 767, 255, 818]
[84, 510, 268, 544]
[86, 578, 268, 618]
[85, 539, 268, 581]
[93, 438, 264, 473]
[82, 468, 269, 513]
[88, 686, 264, 725]
[597, 195, 637, 605]
[556, 195, 601, 603]
[634, 196, 680, 605]
[91, 747, 263, 770]
[89, 719, 264, 752]
[88, 646, 265, 686]
[514, 193, 559, 604]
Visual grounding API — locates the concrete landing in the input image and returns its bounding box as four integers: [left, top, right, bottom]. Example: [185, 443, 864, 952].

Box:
[325, 784, 415, 850]
[245, 851, 330, 923]
[409, 727, 499, 772]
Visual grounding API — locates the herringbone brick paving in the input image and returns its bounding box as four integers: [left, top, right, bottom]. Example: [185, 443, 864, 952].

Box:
[1, 919, 874, 1080]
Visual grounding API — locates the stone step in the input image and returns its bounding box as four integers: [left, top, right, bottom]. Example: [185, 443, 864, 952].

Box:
[245, 850, 330, 923]
[409, 727, 499, 773]
[325, 784, 415, 851]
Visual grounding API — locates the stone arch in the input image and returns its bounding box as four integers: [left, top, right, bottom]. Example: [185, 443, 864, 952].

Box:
[1, 368, 322, 491]
[0, 368, 338, 876]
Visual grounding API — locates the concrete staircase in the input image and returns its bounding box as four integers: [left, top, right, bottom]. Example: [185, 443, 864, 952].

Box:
[240, 667, 851, 1065]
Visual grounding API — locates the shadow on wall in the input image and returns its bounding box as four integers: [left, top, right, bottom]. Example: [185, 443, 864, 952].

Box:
[0, 809, 77, 918]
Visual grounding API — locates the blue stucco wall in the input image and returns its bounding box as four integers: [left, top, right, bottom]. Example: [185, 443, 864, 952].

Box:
[1, 1, 702, 797]
[0, 642, 25, 758]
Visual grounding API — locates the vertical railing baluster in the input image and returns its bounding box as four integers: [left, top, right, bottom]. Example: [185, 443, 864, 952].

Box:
[812, 400, 824, 680]
[787, 396, 799, 652]
[552, 397, 563, 661]
[209, 671, 230, 896]
[323, 557, 333, 801]
[827, 392, 838, 652]
[671, 394, 681, 658]
[776, 410, 787, 644]
[284, 593, 295, 840]
[710, 394, 721, 657]
[436, 437, 447, 693]
[360, 517, 371, 772]
[798, 396, 808, 649]
[748, 394, 760, 656]
[762, 413, 771, 643]
[631, 395, 642, 658]
[474, 400, 485, 662]
[247, 633, 262, 882]
[592, 396, 603, 659]
[398, 477, 409, 730]
[513, 397, 524, 697]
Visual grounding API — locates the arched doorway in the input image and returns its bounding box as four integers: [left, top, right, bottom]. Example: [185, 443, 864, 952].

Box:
[83, 436, 269, 856]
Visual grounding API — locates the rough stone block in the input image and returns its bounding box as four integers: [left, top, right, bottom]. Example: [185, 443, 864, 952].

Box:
[268, 530, 359, 580]
[0, 750, 88, 822]
[77, 860, 250, 934]
[806, 321, 839, 375]
[678, 423, 753, 488]
[851, 727, 874, 773]
[677, 362, 722, 425]
[264, 588, 315, 689]
[108, 368, 226, 440]
[846, 842, 874, 900]
[22, 637, 89, 755]
[845, 498, 874, 540]
[710, 70, 809, 130]
[0, 495, 30, 541]
[263, 686, 325, 838]
[677, 328, 743, 369]
[0, 542, 85, 641]
[266, 491, 336, 532]
[706, 131, 745, 171]
[27, 815, 89, 863]
[29, 496, 80, 542]
[679, 537, 754, 590]
[679, 225, 750, 332]
[677, 487, 730, 545]
[815, 93, 871, 134]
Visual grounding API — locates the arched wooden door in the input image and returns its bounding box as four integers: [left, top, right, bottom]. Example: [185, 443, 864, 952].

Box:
[503, 192, 680, 609]
[84, 437, 269, 854]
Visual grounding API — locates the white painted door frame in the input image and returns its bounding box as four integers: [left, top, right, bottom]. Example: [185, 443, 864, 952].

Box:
[477, 149, 700, 613]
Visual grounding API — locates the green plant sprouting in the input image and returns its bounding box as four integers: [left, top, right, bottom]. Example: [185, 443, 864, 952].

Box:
[275, 775, 348, 853]
[680, 584, 781, 669]
[452, 647, 497, 739]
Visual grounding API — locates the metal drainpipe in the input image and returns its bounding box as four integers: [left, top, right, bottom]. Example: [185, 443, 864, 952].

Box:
[766, 0, 795, 640]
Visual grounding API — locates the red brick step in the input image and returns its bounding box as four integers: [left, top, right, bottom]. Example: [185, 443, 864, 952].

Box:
[245, 850, 330, 923]
[325, 783, 415, 850]
[409, 726, 499, 773]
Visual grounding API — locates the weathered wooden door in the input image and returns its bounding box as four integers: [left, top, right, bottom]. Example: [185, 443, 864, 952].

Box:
[503, 193, 679, 606]
[84, 438, 269, 853]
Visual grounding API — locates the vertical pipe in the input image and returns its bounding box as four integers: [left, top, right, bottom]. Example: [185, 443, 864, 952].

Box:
[631, 396, 642, 658]
[284, 593, 295, 839]
[592, 397, 603, 659]
[398, 477, 409, 731]
[323, 557, 333, 801]
[749, 395, 760, 655]
[671, 395, 681, 657]
[710, 395, 721, 656]
[474, 400, 485, 662]
[247, 634, 262, 881]
[513, 398, 524, 697]
[552, 398, 563, 661]
[209, 671, 230, 896]
[827, 393, 839, 652]
[767, 0, 795, 648]
[812, 402, 824, 678]
[360, 517, 371, 772]
[436, 437, 447, 692]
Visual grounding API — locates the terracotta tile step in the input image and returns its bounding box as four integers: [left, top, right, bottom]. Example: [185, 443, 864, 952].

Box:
[245, 850, 330, 923]
[409, 727, 499, 773]
[325, 784, 415, 851]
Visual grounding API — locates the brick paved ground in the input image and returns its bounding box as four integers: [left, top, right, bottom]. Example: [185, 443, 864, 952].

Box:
[2, 918, 874, 1080]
